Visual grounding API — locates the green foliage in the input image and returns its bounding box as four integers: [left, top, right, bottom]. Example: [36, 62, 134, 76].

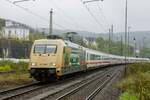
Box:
[126, 63, 150, 75]
[119, 91, 138, 100]
[0, 61, 31, 86]
[96, 37, 134, 56]
[0, 65, 11, 71]
[29, 32, 46, 42]
[0, 73, 32, 86]
[118, 63, 150, 100]
[0, 61, 28, 74]
[140, 47, 150, 58]
[0, 19, 5, 30]
[96, 37, 109, 53]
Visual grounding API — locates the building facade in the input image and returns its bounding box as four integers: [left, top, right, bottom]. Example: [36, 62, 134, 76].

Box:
[1, 19, 30, 40]
[3, 26, 29, 40]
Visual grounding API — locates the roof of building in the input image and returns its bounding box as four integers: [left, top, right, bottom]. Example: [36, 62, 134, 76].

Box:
[4, 25, 29, 29]
[0, 18, 31, 29]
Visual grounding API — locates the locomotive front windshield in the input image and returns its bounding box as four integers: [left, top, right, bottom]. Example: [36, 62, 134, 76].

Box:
[34, 44, 57, 54]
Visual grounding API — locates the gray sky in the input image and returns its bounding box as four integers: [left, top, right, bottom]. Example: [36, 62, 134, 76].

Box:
[0, 0, 150, 33]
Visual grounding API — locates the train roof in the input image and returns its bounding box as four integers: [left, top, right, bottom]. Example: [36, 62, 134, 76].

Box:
[34, 39, 149, 61]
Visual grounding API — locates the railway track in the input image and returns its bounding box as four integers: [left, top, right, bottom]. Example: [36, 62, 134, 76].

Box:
[0, 67, 108, 100]
[0, 66, 122, 100]
[27, 68, 109, 100]
[0, 79, 74, 100]
[0, 71, 16, 75]
[0, 82, 41, 100]
[31, 67, 119, 100]
[85, 71, 119, 100]
[53, 68, 118, 100]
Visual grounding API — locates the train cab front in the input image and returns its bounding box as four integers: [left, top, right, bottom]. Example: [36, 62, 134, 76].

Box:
[29, 39, 64, 81]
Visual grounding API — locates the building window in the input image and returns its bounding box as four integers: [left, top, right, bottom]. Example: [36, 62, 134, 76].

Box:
[15, 30, 17, 38]
[8, 30, 11, 38]
[23, 29, 25, 40]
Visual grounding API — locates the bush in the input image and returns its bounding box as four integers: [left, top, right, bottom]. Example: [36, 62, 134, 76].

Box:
[118, 63, 150, 100]
[0, 61, 32, 86]
[119, 91, 138, 100]
[0, 61, 28, 73]
[0, 65, 11, 71]
[126, 63, 150, 76]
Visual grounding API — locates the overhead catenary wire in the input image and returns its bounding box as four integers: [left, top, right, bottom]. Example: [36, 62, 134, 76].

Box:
[97, 2, 110, 28]
[4, 0, 108, 33]
[49, 0, 89, 31]
[89, 2, 109, 31]
[80, 0, 107, 33]
[47, 0, 80, 30]
[4, 0, 68, 30]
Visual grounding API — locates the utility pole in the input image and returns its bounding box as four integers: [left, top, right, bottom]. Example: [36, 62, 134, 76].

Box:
[133, 37, 136, 57]
[125, 0, 128, 64]
[111, 25, 113, 41]
[121, 35, 123, 56]
[108, 28, 111, 53]
[142, 37, 146, 57]
[49, 9, 53, 35]
[128, 26, 131, 56]
[142, 37, 146, 49]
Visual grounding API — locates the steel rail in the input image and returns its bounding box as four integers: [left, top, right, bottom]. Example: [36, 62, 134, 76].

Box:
[55, 68, 114, 100]
[27, 69, 107, 100]
[0, 81, 39, 95]
[0, 86, 47, 100]
[85, 71, 119, 100]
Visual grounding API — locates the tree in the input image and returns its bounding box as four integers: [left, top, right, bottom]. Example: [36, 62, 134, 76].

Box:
[140, 48, 150, 58]
[29, 32, 46, 41]
[96, 37, 134, 56]
[0, 19, 5, 38]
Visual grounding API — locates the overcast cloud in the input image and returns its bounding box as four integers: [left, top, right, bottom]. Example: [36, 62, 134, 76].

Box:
[0, 0, 150, 33]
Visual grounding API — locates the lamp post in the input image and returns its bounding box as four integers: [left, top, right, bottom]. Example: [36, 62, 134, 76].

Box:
[128, 26, 131, 56]
[133, 37, 136, 57]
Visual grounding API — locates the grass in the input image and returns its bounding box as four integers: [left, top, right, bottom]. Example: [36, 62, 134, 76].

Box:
[0, 61, 33, 87]
[117, 63, 150, 100]
[0, 61, 28, 73]
[0, 65, 11, 72]
[0, 73, 32, 86]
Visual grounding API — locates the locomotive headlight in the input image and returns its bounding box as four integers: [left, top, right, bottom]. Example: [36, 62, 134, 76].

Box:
[31, 62, 36, 66]
[52, 63, 56, 66]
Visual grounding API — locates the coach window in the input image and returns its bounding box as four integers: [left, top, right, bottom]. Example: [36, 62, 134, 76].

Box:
[86, 53, 88, 60]
[97, 55, 101, 60]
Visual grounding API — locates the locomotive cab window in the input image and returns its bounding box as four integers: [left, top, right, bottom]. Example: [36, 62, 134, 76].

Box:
[46, 45, 57, 54]
[34, 44, 57, 54]
[34, 45, 45, 54]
